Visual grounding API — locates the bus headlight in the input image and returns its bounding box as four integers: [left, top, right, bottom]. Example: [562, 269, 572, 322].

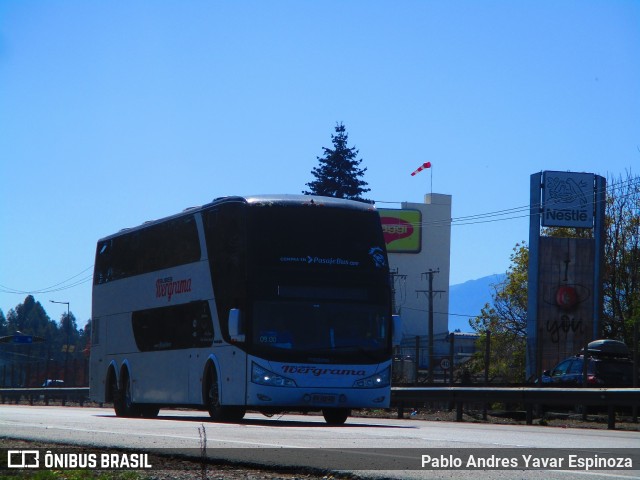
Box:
[353, 367, 390, 388]
[251, 362, 297, 387]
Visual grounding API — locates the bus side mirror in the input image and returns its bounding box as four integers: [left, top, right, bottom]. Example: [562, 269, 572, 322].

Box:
[228, 308, 245, 343]
[392, 315, 402, 347]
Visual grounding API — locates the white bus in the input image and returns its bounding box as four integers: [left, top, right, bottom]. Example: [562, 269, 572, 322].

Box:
[89, 194, 397, 424]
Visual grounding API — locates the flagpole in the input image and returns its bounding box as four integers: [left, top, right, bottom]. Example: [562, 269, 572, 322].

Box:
[410, 162, 432, 198]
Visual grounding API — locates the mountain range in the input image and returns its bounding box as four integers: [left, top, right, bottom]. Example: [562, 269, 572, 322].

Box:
[448, 273, 506, 332]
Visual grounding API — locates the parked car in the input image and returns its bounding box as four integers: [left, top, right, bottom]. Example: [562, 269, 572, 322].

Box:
[42, 379, 65, 387]
[541, 339, 635, 387]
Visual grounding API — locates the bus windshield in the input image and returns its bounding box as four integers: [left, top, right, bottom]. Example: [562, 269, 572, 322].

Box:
[250, 300, 389, 363]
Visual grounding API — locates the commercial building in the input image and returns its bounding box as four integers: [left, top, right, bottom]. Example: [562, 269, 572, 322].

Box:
[380, 193, 452, 339]
[381, 193, 478, 375]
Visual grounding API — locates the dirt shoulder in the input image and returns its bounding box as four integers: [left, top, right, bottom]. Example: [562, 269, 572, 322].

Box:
[352, 407, 640, 431]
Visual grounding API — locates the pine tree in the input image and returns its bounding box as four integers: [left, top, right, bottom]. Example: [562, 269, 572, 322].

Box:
[303, 123, 371, 201]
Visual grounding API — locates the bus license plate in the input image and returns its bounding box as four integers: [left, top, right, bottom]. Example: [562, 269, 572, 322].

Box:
[312, 394, 336, 404]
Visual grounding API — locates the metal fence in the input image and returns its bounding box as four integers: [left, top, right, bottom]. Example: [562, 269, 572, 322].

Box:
[0, 358, 89, 388]
[393, 333, 480, 385]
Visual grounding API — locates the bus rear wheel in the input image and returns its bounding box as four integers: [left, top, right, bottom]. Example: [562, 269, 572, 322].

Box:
[114, 371, 140, 418]
[322, 408, 350, 425]
[205, 367, 245, 422]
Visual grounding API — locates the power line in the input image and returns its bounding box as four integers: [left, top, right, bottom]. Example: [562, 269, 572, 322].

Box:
[0, 267, 94, 295]
[376, 175, 640, 229]
[403, 307, 523, 326]
[403, 306, 482, 318]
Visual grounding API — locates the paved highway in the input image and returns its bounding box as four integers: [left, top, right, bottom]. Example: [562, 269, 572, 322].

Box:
[0, 405, 638, 479]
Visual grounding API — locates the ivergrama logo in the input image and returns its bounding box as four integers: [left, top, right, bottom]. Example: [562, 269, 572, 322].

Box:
[155, 277, 192, 301]
[281, 365, 366, 377]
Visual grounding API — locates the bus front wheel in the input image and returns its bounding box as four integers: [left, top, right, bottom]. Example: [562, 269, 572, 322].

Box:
[322, 408, 350, 425]
[205, 366, 245, 422]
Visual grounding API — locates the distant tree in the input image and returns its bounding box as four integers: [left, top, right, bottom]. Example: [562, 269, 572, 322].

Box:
[5, 295, 84, 362]
[468, 243, 528, 383]
[80, 319, 92, 357]
[58, 310, 80, 355]
[6, 295, 54, 338]
[0, 309, 7, 337]
[601, 171, 640, 343]
[304, 123, 371, 201]
[1, 296, 89, 386]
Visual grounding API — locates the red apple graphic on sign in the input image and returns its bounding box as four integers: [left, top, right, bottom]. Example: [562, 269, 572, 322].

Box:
[556, 285, 578, 311]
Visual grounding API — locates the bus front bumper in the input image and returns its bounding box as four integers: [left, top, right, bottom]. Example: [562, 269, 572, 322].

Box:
[246, 384, 390, 409]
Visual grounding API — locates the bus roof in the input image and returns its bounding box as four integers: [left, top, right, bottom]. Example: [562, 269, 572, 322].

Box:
[97, 194, 377, 242]
[243, 194, 375, 210]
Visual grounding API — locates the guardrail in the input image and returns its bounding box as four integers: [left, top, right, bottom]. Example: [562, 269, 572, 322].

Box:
[1, 386, 638, 430]
[391, 386, 640, 429]
[0, 387, 90, 406]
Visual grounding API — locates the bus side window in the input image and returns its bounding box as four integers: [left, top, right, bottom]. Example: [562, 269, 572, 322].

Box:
[132, 301, 214, 352]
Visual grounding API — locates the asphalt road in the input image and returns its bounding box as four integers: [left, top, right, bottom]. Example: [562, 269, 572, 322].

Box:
[1, 405, 638, 479]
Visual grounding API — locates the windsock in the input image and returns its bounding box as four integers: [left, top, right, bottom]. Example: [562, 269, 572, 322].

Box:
[410, 162, 431, 176]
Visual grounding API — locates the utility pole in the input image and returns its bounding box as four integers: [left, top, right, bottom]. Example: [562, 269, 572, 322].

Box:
[416, 268, 444, 382]
[389, 268, 407, 315]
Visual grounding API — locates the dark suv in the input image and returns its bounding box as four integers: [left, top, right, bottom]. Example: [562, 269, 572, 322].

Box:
[541, 339, 635, 387]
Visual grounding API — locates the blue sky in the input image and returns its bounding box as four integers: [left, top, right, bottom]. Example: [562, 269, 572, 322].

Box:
[1, 1, 638, 326]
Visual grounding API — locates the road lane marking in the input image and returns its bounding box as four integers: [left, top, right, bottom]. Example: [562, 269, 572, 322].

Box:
[0, 420, 305, 448]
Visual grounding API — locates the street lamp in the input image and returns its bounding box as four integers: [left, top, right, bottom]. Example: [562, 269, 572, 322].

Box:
[50, 300, 70, 384]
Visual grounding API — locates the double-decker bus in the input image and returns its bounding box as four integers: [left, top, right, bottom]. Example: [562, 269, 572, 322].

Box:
[89, 194, 397, 424]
